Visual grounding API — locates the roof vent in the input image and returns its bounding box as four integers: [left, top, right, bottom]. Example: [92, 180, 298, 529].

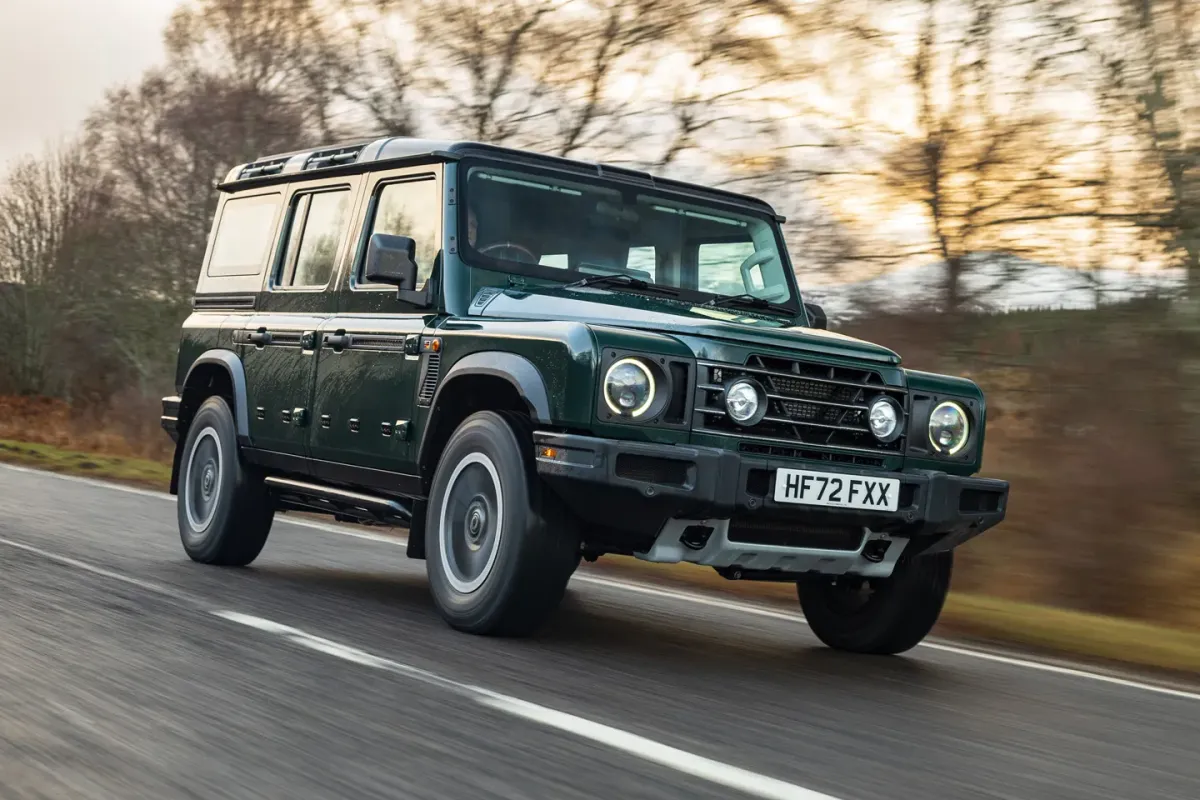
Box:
[238, 158, 290, 180]
[304, 144, 366, 171]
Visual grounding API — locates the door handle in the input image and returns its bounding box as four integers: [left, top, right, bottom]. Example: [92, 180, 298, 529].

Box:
[248, 329, 272, 347]
[324, 332, 350, 351]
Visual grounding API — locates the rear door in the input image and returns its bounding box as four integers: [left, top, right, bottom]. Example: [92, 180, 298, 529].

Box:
[238, 176, 362, 468]
[309, 165, 443, 481]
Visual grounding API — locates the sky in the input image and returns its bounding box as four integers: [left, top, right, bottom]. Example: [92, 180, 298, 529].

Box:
[0, 0, 178, 166]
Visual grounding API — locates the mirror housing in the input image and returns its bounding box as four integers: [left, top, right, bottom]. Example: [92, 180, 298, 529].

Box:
[364, 233, 418, 288]
[804, 302, 827, 330]
[364, 233, 430, 306]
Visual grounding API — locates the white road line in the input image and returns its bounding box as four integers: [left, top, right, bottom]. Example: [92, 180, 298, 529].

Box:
[0, 536, 194, 601]
[214, 610, 837, 800]
[4, 462, 1200, 701]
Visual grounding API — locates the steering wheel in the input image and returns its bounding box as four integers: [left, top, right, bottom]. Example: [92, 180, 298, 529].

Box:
[479, 241, 538, 264]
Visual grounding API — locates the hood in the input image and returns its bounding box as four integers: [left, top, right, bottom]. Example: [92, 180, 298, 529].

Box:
[469, 286, 901, 365]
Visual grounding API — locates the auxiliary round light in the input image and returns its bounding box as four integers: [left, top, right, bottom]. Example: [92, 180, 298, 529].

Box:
[868, 397, 902, 442]
[725, 380, 761, 423]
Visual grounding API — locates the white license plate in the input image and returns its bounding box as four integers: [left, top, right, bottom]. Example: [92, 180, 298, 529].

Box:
[773, 468, 900, 512]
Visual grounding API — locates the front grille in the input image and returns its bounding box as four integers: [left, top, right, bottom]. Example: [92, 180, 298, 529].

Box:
[614, 454, 690, 487]
[695, 355, 907, 454]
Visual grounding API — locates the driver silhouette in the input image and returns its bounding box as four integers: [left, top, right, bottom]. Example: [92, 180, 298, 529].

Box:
[467, 205, 539, 264]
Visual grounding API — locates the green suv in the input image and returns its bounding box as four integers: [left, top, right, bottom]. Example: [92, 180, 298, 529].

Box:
[161, 137, 1008, 654]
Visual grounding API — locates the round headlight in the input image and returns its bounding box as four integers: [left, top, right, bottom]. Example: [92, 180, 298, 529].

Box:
[604, 358, 655, 417]
[725, 380, 761, 423]
[868, 397, 901, 442]
[928, 401, 969, 455]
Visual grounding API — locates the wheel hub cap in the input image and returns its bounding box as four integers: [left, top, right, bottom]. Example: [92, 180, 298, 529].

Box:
[465, 500, 488, 549]
[438, 452, 504, 594]
[184, 427, 223, 534]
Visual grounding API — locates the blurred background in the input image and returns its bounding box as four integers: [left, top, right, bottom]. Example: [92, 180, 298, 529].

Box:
[1, 0, 1197, 635]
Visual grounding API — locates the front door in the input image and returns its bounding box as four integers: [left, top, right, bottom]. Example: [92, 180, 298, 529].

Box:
[309, 166, 444, 480]
[239, 177, 362, 466]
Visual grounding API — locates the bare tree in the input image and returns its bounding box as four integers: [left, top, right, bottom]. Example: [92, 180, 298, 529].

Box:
[0, 144, 117, 396]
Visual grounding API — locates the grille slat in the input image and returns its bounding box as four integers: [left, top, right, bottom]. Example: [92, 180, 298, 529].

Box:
[417, 352, 441, 406]
[697, 356, 906, 454]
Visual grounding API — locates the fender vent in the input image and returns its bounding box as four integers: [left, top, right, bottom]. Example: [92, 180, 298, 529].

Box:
[417, 352, 442, 406]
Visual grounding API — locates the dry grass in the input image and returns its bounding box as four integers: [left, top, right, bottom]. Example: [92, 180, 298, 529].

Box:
[0, 394, 174, 462]
[0, 439, 171, 489]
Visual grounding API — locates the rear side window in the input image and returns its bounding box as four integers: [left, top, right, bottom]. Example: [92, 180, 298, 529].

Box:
[277, 189, 352, 288]
[207, 193, 282, 277]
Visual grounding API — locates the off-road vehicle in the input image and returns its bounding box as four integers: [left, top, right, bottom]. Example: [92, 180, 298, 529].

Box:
[162, 137, 1008, 653]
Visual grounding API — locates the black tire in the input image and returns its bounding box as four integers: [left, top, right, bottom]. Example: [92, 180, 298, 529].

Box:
[797, 551, 953, 655]
[425, 410, 580, 636]
[177, 395, 274, 566]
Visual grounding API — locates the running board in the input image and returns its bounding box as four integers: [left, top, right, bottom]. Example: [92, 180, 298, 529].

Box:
[264, 476, 412, 524]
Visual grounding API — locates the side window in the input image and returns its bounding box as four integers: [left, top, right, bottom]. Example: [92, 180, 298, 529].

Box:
[362, 178, 440, 288]
[276, 188, 351, 288]
[207, 193, 281, 277]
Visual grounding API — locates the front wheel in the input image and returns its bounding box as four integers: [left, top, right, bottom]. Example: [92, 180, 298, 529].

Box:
[425, 411, 580, 636]
[797, 551, 952, 655]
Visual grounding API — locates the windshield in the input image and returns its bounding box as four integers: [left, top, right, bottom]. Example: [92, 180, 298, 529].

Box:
[459, 162, 799, 312]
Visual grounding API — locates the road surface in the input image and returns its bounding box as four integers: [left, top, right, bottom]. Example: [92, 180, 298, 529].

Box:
[1, 462, 1198, 800]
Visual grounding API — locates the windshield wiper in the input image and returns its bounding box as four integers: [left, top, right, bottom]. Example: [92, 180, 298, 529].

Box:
[704, 293, 793, 314]
[563, 272, 680, 296]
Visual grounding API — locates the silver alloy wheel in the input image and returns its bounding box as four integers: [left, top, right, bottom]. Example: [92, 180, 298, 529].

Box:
[438, 452, 504, 594]
[183, 426, 223, 536]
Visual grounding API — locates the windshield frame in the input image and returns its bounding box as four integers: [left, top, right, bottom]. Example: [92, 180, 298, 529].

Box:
[454, 156, 805, 319]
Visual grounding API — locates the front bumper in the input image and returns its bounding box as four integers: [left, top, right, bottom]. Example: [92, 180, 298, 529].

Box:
[534, 432, 1008, 569]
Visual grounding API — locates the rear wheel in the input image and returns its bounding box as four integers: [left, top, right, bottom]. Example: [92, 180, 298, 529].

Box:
[797, 551, 952, 655]
[177, 395, 274, 566]
[425, 411, 580, 636]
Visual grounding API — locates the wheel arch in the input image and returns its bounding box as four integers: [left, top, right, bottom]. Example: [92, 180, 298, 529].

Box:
[417, 353, 550, 492]
[170, 350, 250, 494]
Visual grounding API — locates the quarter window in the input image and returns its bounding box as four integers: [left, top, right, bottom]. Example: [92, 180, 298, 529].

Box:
[362, 178, 440, 288]
[277, 189, 351, 288]
[207, 193, 281, 277]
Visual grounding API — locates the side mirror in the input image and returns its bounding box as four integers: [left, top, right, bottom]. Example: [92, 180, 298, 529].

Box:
[804, 302, 827, 330]
[364, 233, 418, 289]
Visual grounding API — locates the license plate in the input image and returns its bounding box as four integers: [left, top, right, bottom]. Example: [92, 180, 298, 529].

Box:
[773, 468, 900, 512]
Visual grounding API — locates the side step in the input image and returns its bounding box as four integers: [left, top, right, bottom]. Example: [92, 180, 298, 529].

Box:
[264, 476, 412, 525]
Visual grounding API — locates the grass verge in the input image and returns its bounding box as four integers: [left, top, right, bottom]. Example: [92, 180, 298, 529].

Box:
[0, 439, 172, 490]
[3, 439, 1198, 678]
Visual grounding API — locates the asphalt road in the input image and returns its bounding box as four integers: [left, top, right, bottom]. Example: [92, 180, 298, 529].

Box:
[2, 463, 1199, 800]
